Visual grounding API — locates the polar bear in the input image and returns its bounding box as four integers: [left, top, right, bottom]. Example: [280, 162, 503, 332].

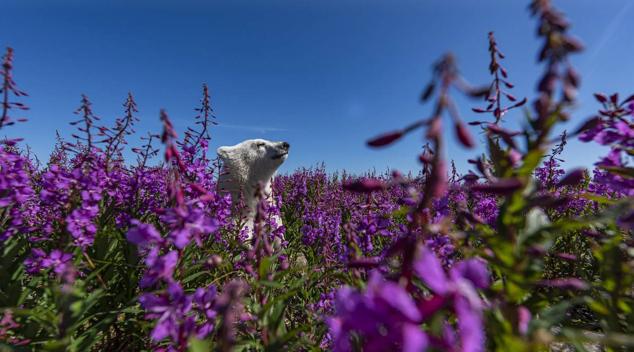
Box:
[216, 139, 290, 243]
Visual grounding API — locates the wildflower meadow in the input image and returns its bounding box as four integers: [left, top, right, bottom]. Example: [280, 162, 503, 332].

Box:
[1, 0, 633, 351]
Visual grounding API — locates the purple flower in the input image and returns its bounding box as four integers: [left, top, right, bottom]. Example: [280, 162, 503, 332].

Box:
[127, 220, 163, 248]
[24, 248, 73, 278]
[139, 282, 220, 349]
[192, 285, 218, 338]
[472, 194, 498, 226]
[139, 282, 194, 344]
[414, 247, 490, 352]
[451, 259, 491, 290]
[24, 248, 48, 274]
[0, 309, 31, 346]
[0, 148, 35, 241]
[140, 249, 178, 288]
[66, 205, 99, 248]
[578, 102, 634, 196]
[424, 233, 455, 267]
[42, 250, 74, 275]
[327, 271, 427, 352]
[517, 306, 532, 336]
[161, 202, 219, 249]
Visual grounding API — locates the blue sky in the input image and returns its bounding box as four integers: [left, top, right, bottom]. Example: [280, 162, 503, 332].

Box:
[2, 0, 633, 175]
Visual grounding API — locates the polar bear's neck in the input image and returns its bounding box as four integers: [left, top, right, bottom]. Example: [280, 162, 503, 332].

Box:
[217, 161, 276, 217]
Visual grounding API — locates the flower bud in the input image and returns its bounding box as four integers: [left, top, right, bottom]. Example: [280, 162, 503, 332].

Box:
[455, 121, 475, 148]
[367, 130, 404, 147]
[343, 178, 386, 193]
[557, 168, 585, 187]
[471, 178, 523, 195]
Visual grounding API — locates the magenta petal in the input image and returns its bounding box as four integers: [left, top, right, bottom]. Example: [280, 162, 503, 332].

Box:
[170, 228, 191, 249]
[161, 251, 179, 277]
[328, 316, 352, 352]
[402, 323, 428, 352]
[414, 247, 450, 294]
[417, 295, 446, 318]
[127, 220, 162, 247]
[442, 323, 458, 347]
[375, 280, 422, 322]
[450, 258, 490, 289]
[455, 296, 485, 352]
[150, 317, 171, 341]
[518, 306, 531, 335]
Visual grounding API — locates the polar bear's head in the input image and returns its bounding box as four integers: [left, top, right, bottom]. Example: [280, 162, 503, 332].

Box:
[217, 139, 290, 187]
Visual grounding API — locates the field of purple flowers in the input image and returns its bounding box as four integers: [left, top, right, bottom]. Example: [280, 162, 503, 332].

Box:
[1, 1, 634, 351]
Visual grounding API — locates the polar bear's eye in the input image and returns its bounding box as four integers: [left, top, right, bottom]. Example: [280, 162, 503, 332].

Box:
[256, 142, 266, 148]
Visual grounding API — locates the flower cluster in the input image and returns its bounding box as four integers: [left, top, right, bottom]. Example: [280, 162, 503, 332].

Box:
[327, 247, 490, 352]
[580, 93, 634, 197]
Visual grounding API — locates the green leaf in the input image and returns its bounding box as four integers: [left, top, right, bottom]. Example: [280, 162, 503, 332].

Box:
[257, 280, 284, 289]
[182, 270, 211, 284]
[42, 338, 70, 351]
[188, 337, 212, 352]
[517, 148, 544, 176]
[259, 256, 274, 279]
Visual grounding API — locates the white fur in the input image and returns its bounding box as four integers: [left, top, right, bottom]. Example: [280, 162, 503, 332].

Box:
[217, 139, 289, 241]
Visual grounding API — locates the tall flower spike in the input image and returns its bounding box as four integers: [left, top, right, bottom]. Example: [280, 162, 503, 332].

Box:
[160, 109, 186, 206]
[530, 0, 583, 125]
[0, 47, 29, 131]
[183, 83, 217, 160]
[101, 92, 139, 165]
[133, 132, 161, 169]
[472, 32, 526, 125]
[68, 94, 100, 157]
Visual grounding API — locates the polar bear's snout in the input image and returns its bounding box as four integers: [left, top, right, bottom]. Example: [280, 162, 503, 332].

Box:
[272, 141, 290, 160]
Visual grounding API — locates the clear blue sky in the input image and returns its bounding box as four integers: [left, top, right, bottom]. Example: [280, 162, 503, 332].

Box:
[2, 0, 633, 175]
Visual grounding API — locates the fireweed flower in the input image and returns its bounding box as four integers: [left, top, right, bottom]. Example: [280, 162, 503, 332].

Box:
[63, 155, 109, 249]
[139, 248, 179, 288]
[300, 200, 342, 251]
[139, 282, 194, 345]
[578, 94, 634, 196]
[327, 271, 428, 352]
[192, 284, 218, 338]
[23, 248, 48, 274]
[0, 310, 30, 346]
[161, 201, 219, 249]
[0, 149, 33, 207]
[0, 147, 35, 241]
[24, 248, 74, 278]
[43, 250, 74, 275]
[535, 158, 565, 188]
[424, 233, 456, 267]
[127, 219, 164, 248]
[37, 164, 74, 236]
[593, 150, 634, 196]
[66, 205, 99, 248]
[472, 194, 499, 226]
[414, 247, 490, 352]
